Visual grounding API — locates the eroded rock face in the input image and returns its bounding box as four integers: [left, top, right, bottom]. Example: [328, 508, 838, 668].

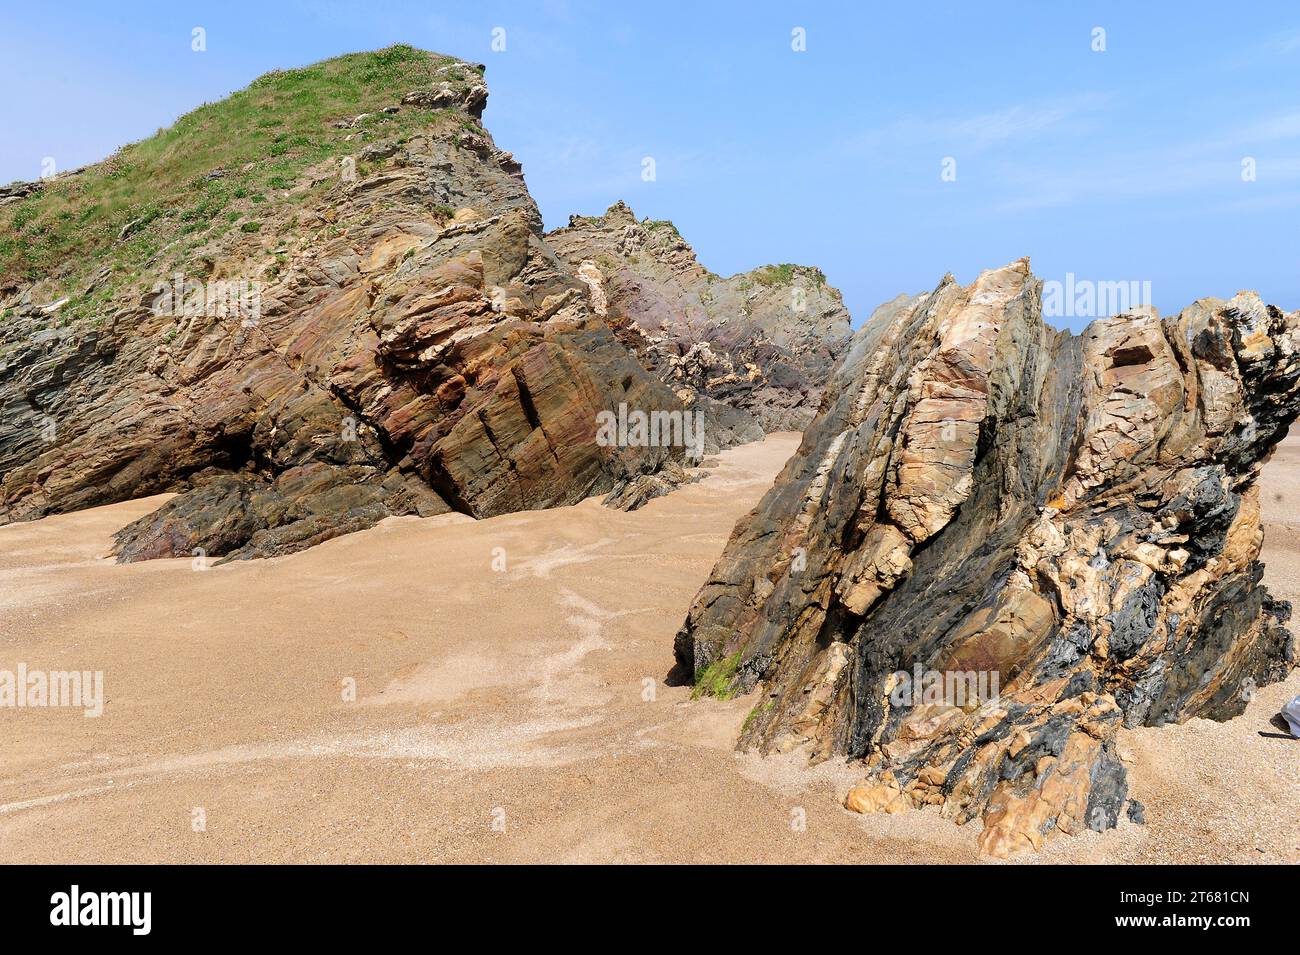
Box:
[0, 60, 683, 561]
[545, 201, 853, 438]
[675, 259, 1300, 855]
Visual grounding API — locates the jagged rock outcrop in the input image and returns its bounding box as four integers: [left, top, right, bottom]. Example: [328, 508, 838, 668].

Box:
[546, 201, 852, 438]
[675, 259, 1300, 856]
[0, 48, 685, 561]
[0, 180, 45, 207]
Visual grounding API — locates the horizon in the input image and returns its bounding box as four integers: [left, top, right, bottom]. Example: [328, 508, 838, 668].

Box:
[4, 1, 1300, 330]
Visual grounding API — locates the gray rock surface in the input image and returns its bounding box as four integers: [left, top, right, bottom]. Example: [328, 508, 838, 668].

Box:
[546, 201, 852, 437]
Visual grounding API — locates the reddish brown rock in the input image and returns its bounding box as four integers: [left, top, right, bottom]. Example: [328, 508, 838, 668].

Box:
[0, 52, 685, 561]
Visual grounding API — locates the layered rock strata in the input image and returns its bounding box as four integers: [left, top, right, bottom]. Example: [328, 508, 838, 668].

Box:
[546, 202, 853, 439]
[676, 259, 1299, 855]
[0, 53, 685, 560]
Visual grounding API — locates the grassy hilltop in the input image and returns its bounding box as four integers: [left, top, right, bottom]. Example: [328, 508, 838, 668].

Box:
[0, 45, 480, 323]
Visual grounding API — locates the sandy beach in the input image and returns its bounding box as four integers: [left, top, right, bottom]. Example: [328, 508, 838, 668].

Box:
[0, 432, 1295, 864]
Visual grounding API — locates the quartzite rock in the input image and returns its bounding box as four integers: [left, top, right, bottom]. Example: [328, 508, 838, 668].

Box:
[675, 258, 1300, 856]
[546, 201, 853, 438]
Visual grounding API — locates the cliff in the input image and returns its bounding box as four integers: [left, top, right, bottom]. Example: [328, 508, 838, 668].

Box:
[0, 47, 687, 560]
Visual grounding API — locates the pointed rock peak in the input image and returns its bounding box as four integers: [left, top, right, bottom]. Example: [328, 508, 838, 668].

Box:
[605, 199, 639, 223]
[0, 44, 689, 560]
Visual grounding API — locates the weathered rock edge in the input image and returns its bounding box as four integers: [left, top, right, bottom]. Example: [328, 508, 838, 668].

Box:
[675, 258, 1300, 856]
[0, 57, 689, 562]
[546, 201, 853, 439]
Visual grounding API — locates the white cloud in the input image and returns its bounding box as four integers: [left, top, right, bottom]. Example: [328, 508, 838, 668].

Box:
[846, 93, 1110, 156]
[950, 108, 1300, 216]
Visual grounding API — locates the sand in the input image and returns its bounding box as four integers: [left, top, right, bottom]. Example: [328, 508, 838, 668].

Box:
[0, 432, 1295, 864]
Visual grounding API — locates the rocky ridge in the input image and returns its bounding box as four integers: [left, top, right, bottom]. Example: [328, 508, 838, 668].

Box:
[675, 259, 1300, 856]
[545, 201, 853, 440]
[0, 47, 689, 560]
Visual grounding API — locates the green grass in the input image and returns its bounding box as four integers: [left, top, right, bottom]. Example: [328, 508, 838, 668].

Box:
[741, 700, 774, 734]
[751, 263, 828, 287]
[0, 44, 477, 304]
[691, 651, 743, 700]
[642, 218, 680, 236]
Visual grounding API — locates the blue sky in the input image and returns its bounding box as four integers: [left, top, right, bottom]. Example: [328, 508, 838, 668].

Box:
[3, 1, 1299, 330]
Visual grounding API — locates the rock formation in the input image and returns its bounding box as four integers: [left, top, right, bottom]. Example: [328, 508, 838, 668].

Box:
[675, 259, 1300, 856]
[546, 202, 852, 439]
[0, 47, 688, 560]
